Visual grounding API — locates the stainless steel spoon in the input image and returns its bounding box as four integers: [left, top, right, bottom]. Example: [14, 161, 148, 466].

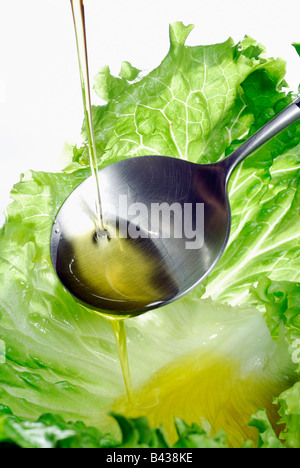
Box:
[50, 97, 300, 318]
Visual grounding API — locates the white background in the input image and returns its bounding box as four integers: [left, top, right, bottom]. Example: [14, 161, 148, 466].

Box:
[0, 0, 299, 226]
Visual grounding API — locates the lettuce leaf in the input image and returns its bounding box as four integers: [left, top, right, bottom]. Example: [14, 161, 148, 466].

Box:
[248, 409, 285, 449]
[0, 22, 300, 448]
[275, 383, 300, 448]
[0, 404, 230, 448]
[0, 404, 289, 449]
[0, 403, 287, 449]
[252, 278, 300, 356]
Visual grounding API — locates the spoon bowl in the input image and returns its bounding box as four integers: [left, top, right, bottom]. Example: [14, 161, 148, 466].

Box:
[50, 156, 230, 316]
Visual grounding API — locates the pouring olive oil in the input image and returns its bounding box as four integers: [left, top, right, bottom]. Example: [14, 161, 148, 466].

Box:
[69, 0, 134, 400]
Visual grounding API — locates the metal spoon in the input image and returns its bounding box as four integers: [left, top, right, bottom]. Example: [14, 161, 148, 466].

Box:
[50, 97, 300, 318]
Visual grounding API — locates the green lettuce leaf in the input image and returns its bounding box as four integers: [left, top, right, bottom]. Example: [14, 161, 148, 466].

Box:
[0, 404, 291, 449]
[292, 43, 300, 59]
[0, 404, 231, 448]
[0, 22, 300, 448]
[275, 383, 300, 448]
[252, 278, 300, 351]
[248, 409, 285, 448]
[0, 404, 117, 448]
[78, 24, 291, 168]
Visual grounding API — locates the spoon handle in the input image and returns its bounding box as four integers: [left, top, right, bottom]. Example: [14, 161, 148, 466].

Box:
[222, 97, 300, 181]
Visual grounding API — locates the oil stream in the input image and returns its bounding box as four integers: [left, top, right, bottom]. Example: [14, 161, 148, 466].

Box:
[70, 0, 104, 234]
[70, 0, 134, 400]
